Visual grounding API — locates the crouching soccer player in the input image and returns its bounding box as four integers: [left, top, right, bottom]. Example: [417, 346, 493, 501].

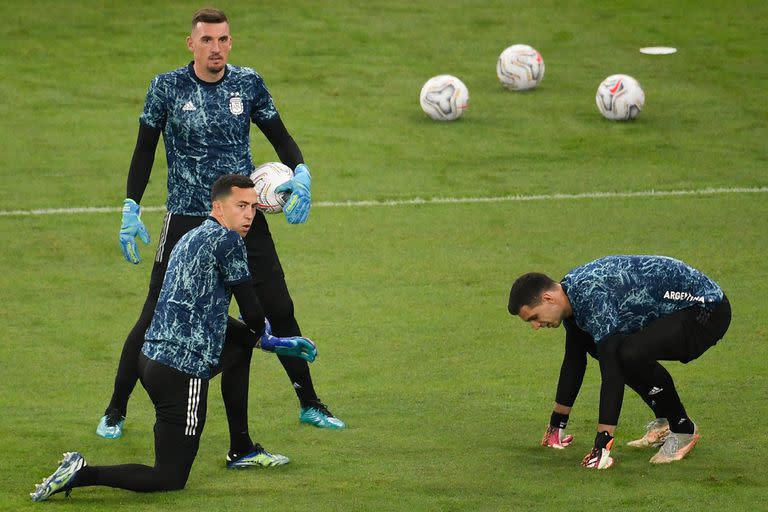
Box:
[508, 255, 731, 469]
[31, 175, 317, 501]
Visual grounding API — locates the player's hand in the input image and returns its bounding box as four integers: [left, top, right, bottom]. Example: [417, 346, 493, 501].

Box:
[260, 333, 317, 362]
[541, 425, 574, 449]
[275, 163, 311, 224]
[119, 199, 151, 264]
[581, 432, 614, 469]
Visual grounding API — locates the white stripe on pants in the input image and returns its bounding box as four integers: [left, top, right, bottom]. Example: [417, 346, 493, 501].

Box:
[185, 377, 201, 436]
[154, 212, 173, 263]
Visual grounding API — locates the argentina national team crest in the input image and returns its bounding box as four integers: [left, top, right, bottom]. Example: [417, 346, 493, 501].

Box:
[229, 92, 243, 115]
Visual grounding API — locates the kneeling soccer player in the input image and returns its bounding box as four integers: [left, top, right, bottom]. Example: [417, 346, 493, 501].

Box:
[507, 255, 731, 469]
[31, 175, 317, 501]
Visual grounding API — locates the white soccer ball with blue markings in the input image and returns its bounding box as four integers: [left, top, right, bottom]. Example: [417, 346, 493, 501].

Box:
[419, 75, 469, 121]
[496, 44, 545, 91]
[596, 74, 645, 121]
[250, 162, 293, 214]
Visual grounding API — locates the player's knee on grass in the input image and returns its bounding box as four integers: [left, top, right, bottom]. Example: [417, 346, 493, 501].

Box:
[153, 466, 191, 491]
[152, 447, 197, 491]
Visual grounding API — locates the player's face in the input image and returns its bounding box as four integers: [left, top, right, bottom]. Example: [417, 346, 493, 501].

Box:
[187, 22, 232, 79]
[216, 186, 258, 237]
[518, 296, 566, 330]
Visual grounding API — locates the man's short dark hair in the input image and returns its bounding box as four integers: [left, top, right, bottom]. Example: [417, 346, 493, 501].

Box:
[211, 174, 254, 202]
[508, 272, 558, 315]
[192, 7, 228, 27]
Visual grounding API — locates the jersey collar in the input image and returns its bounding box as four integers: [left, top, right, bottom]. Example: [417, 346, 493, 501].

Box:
[187, 61, 229, 86]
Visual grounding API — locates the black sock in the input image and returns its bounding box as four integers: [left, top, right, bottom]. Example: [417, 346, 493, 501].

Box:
[278, 354, 318, 406]
[228, 434, 254, 458]
[594, 431, 614, 450]
[103, 406, 124, 419]
[668, 416, 695, 434]
[550, 411, 569, 429]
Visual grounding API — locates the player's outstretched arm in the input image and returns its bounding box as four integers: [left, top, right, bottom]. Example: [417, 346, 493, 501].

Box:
[596, 335, 626, 432]
[257, 318, 316, 362]
[232, 281, 266, 337]
[543, 325, 592, 448]
[232, 283, 317, 362]
[259, 330, 317, 363]
[580, 335, 624, 469]
[254, 116, 310, 224]
[119, 123, 161, 264]
[227, 315, 317, 362]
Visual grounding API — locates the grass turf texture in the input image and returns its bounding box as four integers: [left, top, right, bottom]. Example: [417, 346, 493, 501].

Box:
[1, 0, 767, 510]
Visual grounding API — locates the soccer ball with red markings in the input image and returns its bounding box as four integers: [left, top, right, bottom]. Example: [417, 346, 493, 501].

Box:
[596, 74, 645, 121]
[496, 44, 545, 91]
[419, 75, 469, 121]
[250, 162, 293, 214]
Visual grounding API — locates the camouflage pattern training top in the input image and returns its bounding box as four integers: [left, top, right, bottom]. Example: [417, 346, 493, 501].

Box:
[561, 255, 723, 343]
[140, 62, 278, 216]
[143, 218, 251, 378]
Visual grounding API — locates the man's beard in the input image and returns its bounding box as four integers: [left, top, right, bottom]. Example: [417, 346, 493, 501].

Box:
[207, 55, 225, 73]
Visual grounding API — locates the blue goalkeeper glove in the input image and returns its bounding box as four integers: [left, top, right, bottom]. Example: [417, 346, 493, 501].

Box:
[259, 332, 317, 362]
[257, 318, 316, 361]
[119, 199, 151, 264]
[275, 163, 311, 224]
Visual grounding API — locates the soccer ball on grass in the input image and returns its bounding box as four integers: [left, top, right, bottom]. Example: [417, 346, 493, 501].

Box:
[496, 44, 545, 91]
[419, 75, 469, 121]
[595, 74, 645, 121]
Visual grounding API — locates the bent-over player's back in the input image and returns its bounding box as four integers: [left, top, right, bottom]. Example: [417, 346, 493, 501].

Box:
[562, 255, 724, 342]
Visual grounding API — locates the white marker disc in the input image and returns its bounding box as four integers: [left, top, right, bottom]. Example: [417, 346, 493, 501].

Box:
[639, 47, 677, 55]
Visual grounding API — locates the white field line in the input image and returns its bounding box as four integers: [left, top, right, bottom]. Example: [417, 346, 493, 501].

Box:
[1, 186, 766, 217]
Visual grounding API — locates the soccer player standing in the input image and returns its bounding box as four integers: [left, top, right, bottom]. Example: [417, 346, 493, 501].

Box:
[507, 255, 731, 468]
[32, 175, 318, 502]
[100, 7, 343, 439]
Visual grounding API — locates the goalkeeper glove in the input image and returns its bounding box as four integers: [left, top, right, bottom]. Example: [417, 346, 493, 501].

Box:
[581, 431, 615, 469]
[275, 163, 311, 224]
[542, 411, 573, 448]
[257, 320, 317, 362]
[119, 199, 151, 264]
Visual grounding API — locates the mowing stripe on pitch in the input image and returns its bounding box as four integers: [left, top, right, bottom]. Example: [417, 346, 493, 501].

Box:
[1, 186, 766, 217]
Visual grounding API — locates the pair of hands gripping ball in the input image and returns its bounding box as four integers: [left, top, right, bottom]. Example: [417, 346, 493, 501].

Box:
[119, 164, 312, 264]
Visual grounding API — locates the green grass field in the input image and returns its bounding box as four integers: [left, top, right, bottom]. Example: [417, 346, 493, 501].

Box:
[1, 1, 767, 511]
